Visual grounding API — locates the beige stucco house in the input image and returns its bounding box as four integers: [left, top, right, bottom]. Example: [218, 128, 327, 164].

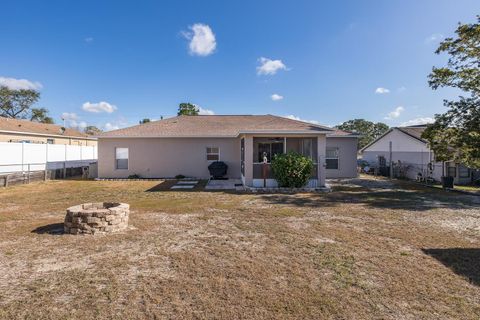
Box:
[0, 117, 97, 146]
[97, 115, 359, 188]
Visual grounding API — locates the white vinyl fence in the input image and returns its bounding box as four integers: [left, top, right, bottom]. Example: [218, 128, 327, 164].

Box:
[0, 142, 97, 174]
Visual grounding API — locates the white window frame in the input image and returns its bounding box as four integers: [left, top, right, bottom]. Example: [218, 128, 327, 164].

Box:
[115, 147, 129, 170]
[325, 147, 339, 170]
[206, 147, 220, 161]
[46, 138, 55, 144]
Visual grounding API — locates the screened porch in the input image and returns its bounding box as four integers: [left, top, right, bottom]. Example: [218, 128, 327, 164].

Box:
[251, 137, 318, 179]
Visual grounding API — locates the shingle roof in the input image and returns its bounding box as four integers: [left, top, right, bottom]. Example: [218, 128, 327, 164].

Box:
[327, 129, 360, 137]
[99, 115, 335, 138]
[397, 126, 427, 142]
[0, 117, 94, 139]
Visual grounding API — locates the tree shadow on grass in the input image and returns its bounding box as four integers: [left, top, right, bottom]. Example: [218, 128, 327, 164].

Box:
[31, 223, 64, 235]
[259, 182, 479, 211]
[422, 248, 480, 286]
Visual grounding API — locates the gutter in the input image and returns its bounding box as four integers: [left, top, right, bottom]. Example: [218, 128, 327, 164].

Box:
[0, 129, 97, 140]
[98, 130, 334, 139]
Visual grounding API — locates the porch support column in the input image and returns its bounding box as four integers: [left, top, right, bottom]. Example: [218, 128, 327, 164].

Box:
[283, 137, 287, 154]
[317, 134, 326, 187]
[244, 135, 254, 187]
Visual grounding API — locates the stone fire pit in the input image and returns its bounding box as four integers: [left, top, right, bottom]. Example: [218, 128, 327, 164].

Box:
[64, 202, 129, 235]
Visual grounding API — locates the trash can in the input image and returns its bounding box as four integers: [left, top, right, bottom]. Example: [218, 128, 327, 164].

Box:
[441, 176, 454, 189]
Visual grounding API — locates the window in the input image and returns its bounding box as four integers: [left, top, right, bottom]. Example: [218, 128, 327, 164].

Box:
[46, 139, 54, 144]
[206, 147, 220, 161]
[115, 148, 129, 169]
[257, 142, 283, 163]
[326, 147, 339, 169]
[446, 162, 456, 178]
[459, 166, 470, 178]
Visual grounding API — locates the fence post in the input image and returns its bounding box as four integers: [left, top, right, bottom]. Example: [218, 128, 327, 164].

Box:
[64, 144, 67, 179]
[21, 141, 25, 173]
[5, 175, 9, 187]
[27, 164, 31, 184]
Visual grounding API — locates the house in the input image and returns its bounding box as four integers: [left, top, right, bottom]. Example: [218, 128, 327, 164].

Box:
[360, 125, 474, 185]
[97, 115, 359, 188]
[0, 117, 97, 146]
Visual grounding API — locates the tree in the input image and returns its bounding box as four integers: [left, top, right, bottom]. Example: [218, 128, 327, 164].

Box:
[84, 126, 103, 136]
[0, 86, 55, 124]
[30, 107, 54, 124]
[336, 119, 389, 149]
[139, 118, 151, 124]
[0, 86, 40, 119]
[423, 16, 480, 169]
[177, 103, 199, 116]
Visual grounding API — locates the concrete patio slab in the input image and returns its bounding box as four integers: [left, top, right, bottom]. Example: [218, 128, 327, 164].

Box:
[206, 179, 243, 190]
[177, 181, 199, 185]
[171, 185, 195, 189]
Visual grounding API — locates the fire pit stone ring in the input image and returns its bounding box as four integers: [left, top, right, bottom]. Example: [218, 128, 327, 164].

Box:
[64, 202, 129, 235]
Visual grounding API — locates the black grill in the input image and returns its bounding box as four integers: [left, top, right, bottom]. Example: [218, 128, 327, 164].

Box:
[208, 161, 228, 179]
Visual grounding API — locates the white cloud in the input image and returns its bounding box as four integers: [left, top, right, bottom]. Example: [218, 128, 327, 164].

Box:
[104, 122, 120, 131]
[375, 87, 390, 94]
[384, 106, 405, 120]
[0, 77, 42, 90]
[271, 94, 284, 101]
[61, 112, 78, 121]
[283, 115, 320, 125]
[198, 106, 215, 115]
[182, 23, 216, 56]
[60, 112, 87, 130]
[425, 33, 444, 44]
[102, 117, 131, 131]
[400, 117, 434, 127]
[84, 37, 94, 43]
[82, 101, 117, 113]
[397, 86, 406, 93]
[257, 57, 288, 75]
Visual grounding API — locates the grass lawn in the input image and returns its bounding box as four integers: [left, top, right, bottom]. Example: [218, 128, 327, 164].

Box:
[0, 177, 479, 319]
[440, 184, 480, 195]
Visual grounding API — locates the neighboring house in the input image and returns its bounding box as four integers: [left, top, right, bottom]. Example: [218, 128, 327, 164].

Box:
[97, 115, 359, 188]
[360, 125, 474, 185]
[0, 117, 97, 146]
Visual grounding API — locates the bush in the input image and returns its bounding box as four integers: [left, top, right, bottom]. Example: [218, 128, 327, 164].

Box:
[175, 174, 186, 179]
[128, 174, 141, 179]
[271, 152, 314, 188]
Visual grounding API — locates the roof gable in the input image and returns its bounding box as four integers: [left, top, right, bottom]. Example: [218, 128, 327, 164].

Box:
[361, 127, 428, 152]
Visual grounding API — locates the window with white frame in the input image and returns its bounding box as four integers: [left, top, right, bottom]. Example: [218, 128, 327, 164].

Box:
[326, 147, 339, 169]
[115, 148, 129, 169]
[206, 147, 220, 161]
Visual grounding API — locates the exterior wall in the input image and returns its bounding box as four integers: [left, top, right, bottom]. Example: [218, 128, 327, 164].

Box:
[317, 134, 326, 187]
[325, 137, 358, 179]
[363, 129, 429, 153]
[98, 137, 241, 179]
[0, 132, 97, 146]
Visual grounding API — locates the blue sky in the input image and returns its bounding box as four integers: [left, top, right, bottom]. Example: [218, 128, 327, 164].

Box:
[1, 0, 479, 131]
